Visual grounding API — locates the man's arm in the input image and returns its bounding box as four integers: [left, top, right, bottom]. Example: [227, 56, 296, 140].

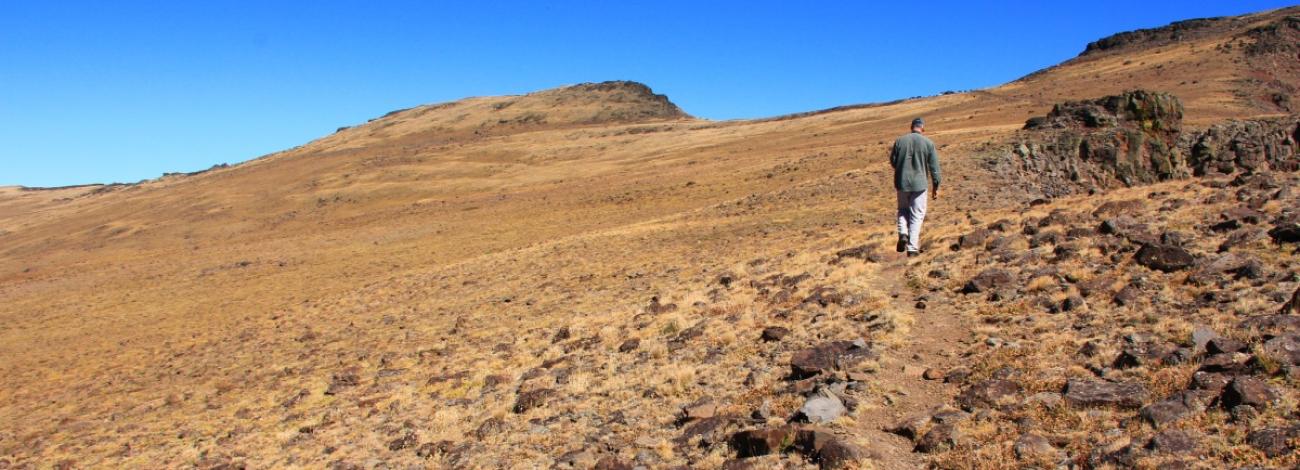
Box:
[928, 143, 942, 199]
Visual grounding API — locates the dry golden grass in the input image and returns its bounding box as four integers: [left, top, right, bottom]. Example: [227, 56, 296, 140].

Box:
[2, 6, 1299, 469]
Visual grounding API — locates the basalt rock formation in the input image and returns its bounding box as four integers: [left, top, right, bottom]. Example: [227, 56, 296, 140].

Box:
[995, 90, 1299, 197]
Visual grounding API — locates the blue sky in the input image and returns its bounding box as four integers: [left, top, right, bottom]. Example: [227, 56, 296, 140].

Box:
[1, 1, 1294, 187]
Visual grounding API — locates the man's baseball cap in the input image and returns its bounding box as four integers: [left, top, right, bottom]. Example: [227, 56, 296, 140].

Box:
[912, 118, 925, 127]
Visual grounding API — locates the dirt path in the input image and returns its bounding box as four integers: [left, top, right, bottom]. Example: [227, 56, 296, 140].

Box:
[851, 253, 971, 469]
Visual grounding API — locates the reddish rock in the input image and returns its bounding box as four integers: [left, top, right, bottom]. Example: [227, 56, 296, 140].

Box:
[962, 269, 1015, 294]
[789, 341, 875, 379]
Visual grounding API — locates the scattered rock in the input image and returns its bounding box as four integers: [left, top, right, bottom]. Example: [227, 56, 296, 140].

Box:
[798, 388, 847, 423]
[512, 388, 556, 413]
[922, 368, 944, 380]
[681, 399, 717, 421]
[1268, 220, 1300, 244]
[789, 340, 875, 379]
[1147, 429, 1198, 455]
[324, 372, 360, 395]
[1140, 390, 1210, 426]
[956, 379, 1022, 411]
[1134, 244, 1196, 272]
[760, 327, 790, 342]
[915, 422, 961, 453]
[593, 456, 633, 470]
[1014, 433, 1059, 461]
[1064, 379, 1148, 408]
[617, 338, 640, 353]
[962, 269, 1015, 294]
[957, 228, 993, 250]
[730, 426, 796, 458]
[1221, 377, 1278, 409]
[1245, 425, 1300, 458]
[387, 432, 418, 451]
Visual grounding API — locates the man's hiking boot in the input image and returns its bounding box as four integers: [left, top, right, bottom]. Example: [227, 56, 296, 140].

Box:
[907, 251, 920, 258]
[896, 235, 908, 253]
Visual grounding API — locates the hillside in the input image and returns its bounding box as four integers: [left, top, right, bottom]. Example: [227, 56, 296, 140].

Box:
[1, 6, 1298, 470]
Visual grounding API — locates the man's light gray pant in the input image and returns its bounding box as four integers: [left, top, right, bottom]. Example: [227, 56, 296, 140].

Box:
[897, 190, 928, 253]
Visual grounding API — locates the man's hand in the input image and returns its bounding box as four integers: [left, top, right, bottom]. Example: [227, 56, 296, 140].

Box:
[931, 186, 939, 201]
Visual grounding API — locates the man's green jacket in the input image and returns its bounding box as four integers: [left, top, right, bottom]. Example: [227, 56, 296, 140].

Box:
[890, 132, 941, 192]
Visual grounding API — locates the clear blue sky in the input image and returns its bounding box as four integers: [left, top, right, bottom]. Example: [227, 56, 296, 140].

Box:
[1, 1, 1293, 187]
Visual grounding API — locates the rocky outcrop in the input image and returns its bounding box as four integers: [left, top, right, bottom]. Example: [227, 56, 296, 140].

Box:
[1185, 117, 1300, 175]
[1080, 17, 1234, 57]
[991, 90, 1300, 197]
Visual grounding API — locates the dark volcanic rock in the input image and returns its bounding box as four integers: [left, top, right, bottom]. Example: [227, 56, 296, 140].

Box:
[1064, 379, 1148, 408]
[1147, 429, 1198, 455]
[760, 327, 790, 342]
[957, 228, 993, 250]
[1283, 287, 1300, 315]
[1134, 244, 1195, 272]
[962, 269, 1015, 294]
[617, 338, 640, 353]
[956, 379, 1022, 411]
[512, 388, 556, 413]
[1139, 390, 1210, 426]
[915, 423, 961, 453]
[1246, 425, 1300, 458]
[835, 244, 882, 262]
[1221, 377, 1278, 409]
[1185, 115, 1300, 176]
[1262, 333, 1300, 366]
[789, 340, 875, 379]
[730, 426, 796, 458]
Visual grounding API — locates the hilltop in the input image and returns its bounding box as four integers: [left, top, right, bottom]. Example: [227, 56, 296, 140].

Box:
[0, 6, 1297, 470]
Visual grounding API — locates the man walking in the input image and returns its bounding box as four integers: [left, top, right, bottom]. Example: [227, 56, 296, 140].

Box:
[890, 118, 941, 257]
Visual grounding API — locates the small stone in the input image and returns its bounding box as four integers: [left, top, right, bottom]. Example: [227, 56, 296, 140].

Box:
[512, 388, 556, 413]
[1134, 244, 1196, 272]
[887, 414, 931, 440]
[799, 388, 847, 423]
[915, 423, 960, 453]
[387, 432, 417, 451]
[943, 367, 971, 384]
[681, 399, 717, 421]
[1014, 433, 1058, 460]
[618, 338, 640, 352]
[760, 327, 790, 342]
[956, 379, 1021, 411]
[922, 368, 944, 380]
